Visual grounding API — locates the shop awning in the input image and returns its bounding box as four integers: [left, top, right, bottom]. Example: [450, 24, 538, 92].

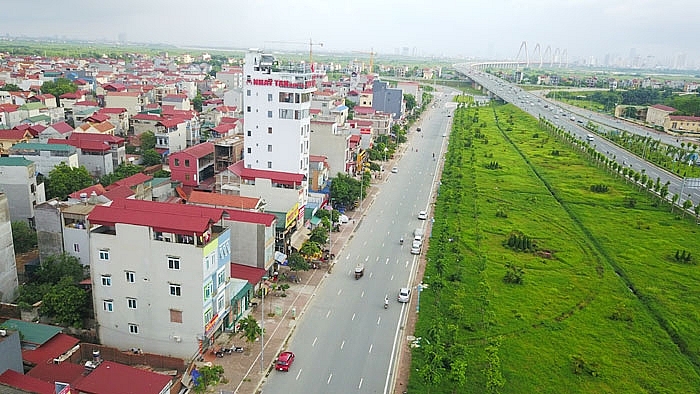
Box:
[310, 216, 322, 226]
[290, 227, 310, 250]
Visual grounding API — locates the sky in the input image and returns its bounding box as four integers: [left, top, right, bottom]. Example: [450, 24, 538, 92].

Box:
[2, 0, 698, 66]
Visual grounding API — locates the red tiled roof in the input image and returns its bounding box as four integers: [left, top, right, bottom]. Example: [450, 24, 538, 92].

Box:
[0, 369, 55, 394]
[132, 113, 161, 121]
[310, 109, 321, 115]
[220, 116, 238, 124]
[26, 359, 85, 386]
[309, 155, 328, 162]
[179, 142, 214, 158]
[188, 191, 263, 212]
[354, 106, 375, 115]
[650, 104, 676, 112]
[158, 118, 183, 128]
[669, 115, 700, 121]
[103, 185, 135, 200]
[74, 361, 172, 394]
[86, 113, 110, 123]
[98, 107, 127, 114]
[352, 120, 373, 127]
[349, 135, 360, 143]
[48, 121, 74, 134]
[107, 91, 140, 97]
[89, 199, 225, 236]
[164, 93, 188, 100]
[230, 263, 267, 284]
[0, 129, 32, 140]
[69, 184, 107, 199]
[22, 333, 80, 366]
[212, 124, 235, 134]
[108, 172, 153, 189]
[228, 160, 305, 185]
[74, 100, 99, 107]
[0, 103, 20, 112]
[68, 132, 124, 145]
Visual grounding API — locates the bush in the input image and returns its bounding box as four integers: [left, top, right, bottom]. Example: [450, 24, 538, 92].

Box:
[503, 263, 524, 284]
[589, 184, 609, 193]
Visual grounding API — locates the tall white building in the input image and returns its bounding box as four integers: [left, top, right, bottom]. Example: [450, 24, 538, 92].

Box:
[242, 50, 316, 228]
[89, 199, 232, 359]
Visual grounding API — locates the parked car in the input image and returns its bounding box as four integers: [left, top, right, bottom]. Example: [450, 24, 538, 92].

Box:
[391, 166, 398, 173]
[276, 351, 295, 372]
[398, 287, 411, 303]
[418, 210, 427, 220]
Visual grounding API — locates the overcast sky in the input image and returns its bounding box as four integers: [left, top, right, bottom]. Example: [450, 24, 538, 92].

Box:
[2, 0, 697, 65]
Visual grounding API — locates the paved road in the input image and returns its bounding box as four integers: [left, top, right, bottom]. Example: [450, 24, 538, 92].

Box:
[261, 89, 457, 393]
[455, 65, 700, 208]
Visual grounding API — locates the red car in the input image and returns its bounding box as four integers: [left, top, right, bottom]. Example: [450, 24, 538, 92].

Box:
[275, 351, 295, 372]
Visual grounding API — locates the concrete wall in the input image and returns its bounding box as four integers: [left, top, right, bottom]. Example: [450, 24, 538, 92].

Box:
[0, 330, 23, 375]
[0, 194, 19, 302]
[35, 201, 64, 264]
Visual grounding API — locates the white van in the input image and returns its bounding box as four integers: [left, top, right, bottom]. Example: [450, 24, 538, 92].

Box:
[586, 134, 594, 142]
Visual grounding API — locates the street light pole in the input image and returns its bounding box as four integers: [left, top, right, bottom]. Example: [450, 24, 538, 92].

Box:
[260, 276, 268, 373]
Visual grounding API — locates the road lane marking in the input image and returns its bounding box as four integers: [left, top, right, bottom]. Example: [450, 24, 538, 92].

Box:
[385, 258, 389, 265]
[369, 344, 373, 353]
[369, 272, 373, 278]
[296, 369, 302, 380]
[340, 340, 345, 350]
[365, 256, 369, 262]
[405, 260, 409, 267]
[326, 310, 331, 318]
[390, 275, 394, 281]
[361, 291, 365, 298]
[327, 374, 333, 384]
[377, 316, 381, 325]
[312, 337, 318, 347]
[337, 289, 342, 296]
[375, 256, 379, 262]
[358, 378, 364, 389]
[352, 313, 355, 321]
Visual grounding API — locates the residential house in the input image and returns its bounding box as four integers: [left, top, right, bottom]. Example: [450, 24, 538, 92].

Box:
[35, 198, 97, 266]
[104, 91, 143, 116]
[8, 142, 79, 176]
[154, 117, 187, 155]
[371, 79, 404, 120]
[96, 107, 129, 136]
[213, 134, 244, 173]
[168, 142, 215, 188]
[664, 115, 700, 134]
[0, 157, 45, 226]
[0, 104, 22, 128]
[88, 199, 232, 358]
[162, 94, 190, 110]
[310, 119, 352, 175]
[0, 128, 32, 154]
[131, 113, 161, 136]
[74, 120, 116, 136]
[38, 121, 73, 143]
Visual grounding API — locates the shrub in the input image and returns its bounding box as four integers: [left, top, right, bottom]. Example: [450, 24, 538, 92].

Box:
[503, 263, 524, 285]
[674, 250, 693, 264]
[589, 184, 609, 193]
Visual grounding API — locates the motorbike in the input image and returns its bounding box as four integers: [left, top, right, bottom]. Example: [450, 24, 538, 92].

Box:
[384, 297, 389, 309]
[223, 345, 244, 354]
[400, 238, 404, 245]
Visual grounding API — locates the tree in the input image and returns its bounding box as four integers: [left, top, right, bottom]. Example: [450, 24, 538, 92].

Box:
[32, 253, 84, 285]
[682, 199, 693, 219]
[404, 93, 417, 112]
[329, 173, 362, 209]
[0, 83, 21, 91]
[193, 365, 225, 393]
[41, 277, 88, 327]
[45, 163, 94, 200]
[309, 226, 328, 245]
[40, 78, 77, 106]
[192, 92, 203, 112]
[238, 314, 263, 346]
[11, 221, 37, 254]
[288, 252, 310, 273]
[299, 241, 321, 261]
[99, 163, 144, 186]
[140, 131, 156, 151]
[141, 149, 162, 166]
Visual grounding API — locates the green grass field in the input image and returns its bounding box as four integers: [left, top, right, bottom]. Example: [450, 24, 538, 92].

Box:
[409, 103, 700, 393]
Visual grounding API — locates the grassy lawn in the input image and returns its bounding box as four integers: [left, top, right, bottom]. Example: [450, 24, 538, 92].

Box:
[409, 103, 700, 393]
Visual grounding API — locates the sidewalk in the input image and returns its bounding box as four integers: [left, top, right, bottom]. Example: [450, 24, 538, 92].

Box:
[206, 186, 381, 394]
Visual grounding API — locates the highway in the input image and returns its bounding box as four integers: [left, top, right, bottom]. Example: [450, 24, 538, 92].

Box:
[455, 64, 700, 209]
[261, 88, 458, 393]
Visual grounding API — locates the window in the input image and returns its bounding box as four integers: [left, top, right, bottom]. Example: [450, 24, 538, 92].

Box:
[185, 174, 190, 181]
[128, 323, 139, 334]
[246, 89, 251, 96]
[267, 110, 273, 118]
[174, 158, 180, 166]
[217, 269, 226, 287]
[247, 147, 251, 154]
[267, 144, 272, 152]
[247, 130, 251, 136]
[170, 284, 181, 296]
[127, 298, 137, 309]
[267, 161, 272, 169]
[170, 309, 183, 323]
[101, 275, 111, 286]
[125, 271, 135, 283]
[184, 159, 190, 167]
[99, 249, 109, 261]
[103, 300, 113, 312]
[204, 308, 213, 325]
[247, 106, 251, 112]
[73, 243, 80, 252]
[268, 93, 273, 102]
[168, 257, 180, 270]
[204, 281, 213, 300]
[267, 127, 272, 134]
[217, 295, 225, 311]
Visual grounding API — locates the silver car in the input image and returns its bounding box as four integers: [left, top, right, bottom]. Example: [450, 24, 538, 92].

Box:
[398, 288, 411, 303]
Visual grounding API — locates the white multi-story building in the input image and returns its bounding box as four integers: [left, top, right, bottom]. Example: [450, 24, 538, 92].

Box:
[242, 50, 316, 228]
[89, 199, 232, 359]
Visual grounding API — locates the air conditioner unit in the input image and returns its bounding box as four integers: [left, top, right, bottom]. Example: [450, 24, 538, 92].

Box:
[173, 336, 181, 342]
[0, 329, 6, 336]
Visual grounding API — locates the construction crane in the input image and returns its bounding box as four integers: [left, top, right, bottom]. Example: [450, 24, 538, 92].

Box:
[264, 38, 324, 66]
[352, 48, 377, 75]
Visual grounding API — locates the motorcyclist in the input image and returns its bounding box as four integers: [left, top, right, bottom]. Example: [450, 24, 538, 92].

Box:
[400, 237, 404, 245]
[384, 296, 389, 308]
